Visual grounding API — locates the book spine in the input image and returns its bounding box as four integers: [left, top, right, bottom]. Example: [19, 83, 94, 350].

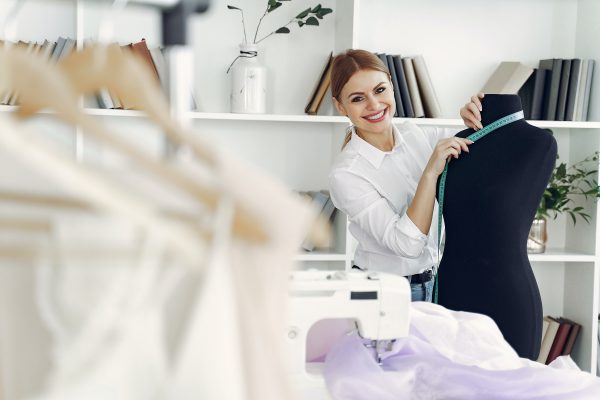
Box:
[575, 59, 589, 121]
[386, 54, 405, 118]
[539, 58, 563, 120]
[564, 59, 582, 121]
[518, 69, 537, 119]
[403, 57, 425, 118]
[581, 59, 594, 121]
[537, 316, 559, 363]
[392, 55, 414, 118]
[530, 69, 547, 120]
[555, 59, 572, 121]
[561, 321, 581, 356]
[546, 319, 572, 364]
[412, 55, 442, 118]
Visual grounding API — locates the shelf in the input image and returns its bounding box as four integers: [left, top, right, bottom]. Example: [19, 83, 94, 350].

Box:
[2, 106, 600, 129]
[188, 112, 349, 124]
[528, 249, 596, 262]
[84, 108, 147, 118]
[294, 251, 348, 261]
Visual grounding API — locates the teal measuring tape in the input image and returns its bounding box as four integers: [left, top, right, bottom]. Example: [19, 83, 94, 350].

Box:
[433, 110, 524, 304]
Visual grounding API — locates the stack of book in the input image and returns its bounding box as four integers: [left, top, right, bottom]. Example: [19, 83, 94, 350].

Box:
[304, 51, 442, 118]
[88, 38, 196, 110]
[536, 315, 581, 365]
[518, 58, 595, 121]
[297, 190, 337, 252]
[305, 52, 333, 115]
[0, 37, 77, 105]
[375, 53, 442, 118]
[0, 37, 196, 110]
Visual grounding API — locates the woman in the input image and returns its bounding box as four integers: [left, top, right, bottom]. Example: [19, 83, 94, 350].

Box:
[328, 49, 484, 302]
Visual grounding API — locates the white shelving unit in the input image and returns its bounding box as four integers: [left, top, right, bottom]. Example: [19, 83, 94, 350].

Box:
[2, 0, 599, 375]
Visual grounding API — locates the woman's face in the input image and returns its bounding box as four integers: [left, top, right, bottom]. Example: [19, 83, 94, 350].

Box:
[334, 69, 395, 136]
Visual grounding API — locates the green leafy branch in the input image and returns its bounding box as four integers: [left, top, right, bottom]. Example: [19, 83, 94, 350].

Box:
[227, 1, 333, 45]
[537, 151, 600, 225]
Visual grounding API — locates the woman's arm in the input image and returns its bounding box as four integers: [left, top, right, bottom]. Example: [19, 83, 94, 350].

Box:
[406, 93, 484, 234]
[406, 136, 471, 234]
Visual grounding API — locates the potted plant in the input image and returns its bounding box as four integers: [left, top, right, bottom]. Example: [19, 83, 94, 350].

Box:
[226, 1, 333, 114]
[528, 151, 600, 253]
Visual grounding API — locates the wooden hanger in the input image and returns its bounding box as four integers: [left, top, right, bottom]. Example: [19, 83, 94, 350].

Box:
[11, 43, 330, 248]
[0, 111, 205, 262]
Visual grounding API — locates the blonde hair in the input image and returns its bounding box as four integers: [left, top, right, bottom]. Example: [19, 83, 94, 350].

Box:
[330, 49, 391, 150]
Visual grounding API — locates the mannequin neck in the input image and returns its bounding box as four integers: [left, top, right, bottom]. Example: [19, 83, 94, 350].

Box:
[480, 94, 523, 126]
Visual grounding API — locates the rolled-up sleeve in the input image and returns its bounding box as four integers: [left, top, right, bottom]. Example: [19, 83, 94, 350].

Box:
[329, 169, 428, 259]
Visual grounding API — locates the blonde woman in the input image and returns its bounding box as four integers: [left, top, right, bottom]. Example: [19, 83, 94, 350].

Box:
[329, 49, 484, 302]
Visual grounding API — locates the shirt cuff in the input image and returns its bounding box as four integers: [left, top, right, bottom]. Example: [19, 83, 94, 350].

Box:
[398, 213, 428, 242]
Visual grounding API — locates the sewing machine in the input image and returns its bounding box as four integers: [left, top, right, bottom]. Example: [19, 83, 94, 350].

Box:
[287, 269, 411, 399]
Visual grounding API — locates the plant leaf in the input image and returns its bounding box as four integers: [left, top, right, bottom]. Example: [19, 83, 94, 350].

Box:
[296, 7, 311, 18]
[268, 2, 282, 12]
[297, 20, 304, 27]
[275, 26, 291, 33]
[311, 4, 322, 13]
[227, 5, 241, 10]
[268, 0, 277, 6]
[318, 8, 333, 17]
[305, 16, 319, 25]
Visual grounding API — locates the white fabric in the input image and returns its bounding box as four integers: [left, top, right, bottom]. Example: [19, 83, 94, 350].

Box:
[329, 122, 458, 276]
[324, 302, 600, 400]
[168, 149, 314, 400]
[0, 114, 314, 400]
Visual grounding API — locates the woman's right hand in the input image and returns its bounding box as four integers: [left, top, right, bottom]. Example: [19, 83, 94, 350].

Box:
[424, 137, 474, 178]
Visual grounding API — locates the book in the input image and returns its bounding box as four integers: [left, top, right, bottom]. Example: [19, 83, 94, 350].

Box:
[564, 59, 582, 121]
[376, 53, 395, 116]
[530, 68, 548, 120]
[57, 37, 76, 62]
[392, 55, 414, 118]
[537, 316, 559, 363]
[39, 39, 56, 61]
[50, 36, 67, 63]
[403, 57, 425, 118]
[555, 59, 572, 121]
[305, 52, 333, 115]
[302, 191, 330, 251]
[518, 68, 537, 119]
[131, 38, 160, 83]
[574, 59, 589, 121]
[9, 41, 37, 105]
[150, 46, 169, 95]
[412, 54, 442, 118]
[541, 317, 549, 346]
[539, 58, 563, 120]
[481, 61, 533, 94]
[581, 59, 594, 121]
[386, 54, 405, 118]
[560, 317, 581, 357]
[546, 317, 572, 364]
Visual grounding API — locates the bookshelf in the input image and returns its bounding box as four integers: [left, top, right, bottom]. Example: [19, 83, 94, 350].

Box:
[1, 0, 599, 376]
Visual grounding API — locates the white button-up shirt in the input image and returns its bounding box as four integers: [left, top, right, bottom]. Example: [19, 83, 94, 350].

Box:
[329, 121, 459, 277]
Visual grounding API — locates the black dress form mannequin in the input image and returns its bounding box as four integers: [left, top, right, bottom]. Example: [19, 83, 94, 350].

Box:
[436, 94, 557, 360]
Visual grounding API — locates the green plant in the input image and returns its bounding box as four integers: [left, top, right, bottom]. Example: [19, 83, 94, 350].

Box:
[537, 151, 600, 224]
[227, 1, 333, 45]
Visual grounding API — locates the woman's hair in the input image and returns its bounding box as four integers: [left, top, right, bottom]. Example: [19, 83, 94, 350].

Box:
[330, 49, 391, 150]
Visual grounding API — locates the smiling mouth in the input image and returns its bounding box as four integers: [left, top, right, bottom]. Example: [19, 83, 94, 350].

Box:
[363, 108, 387, 122]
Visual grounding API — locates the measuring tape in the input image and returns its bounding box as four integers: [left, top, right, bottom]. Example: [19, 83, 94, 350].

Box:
[433, 110, 524, 304]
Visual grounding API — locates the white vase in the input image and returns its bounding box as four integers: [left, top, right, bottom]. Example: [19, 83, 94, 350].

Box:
[229, 43, 266, 114]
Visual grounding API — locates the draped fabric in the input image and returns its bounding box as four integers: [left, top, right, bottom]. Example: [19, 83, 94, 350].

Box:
[324, 302, 600, 400]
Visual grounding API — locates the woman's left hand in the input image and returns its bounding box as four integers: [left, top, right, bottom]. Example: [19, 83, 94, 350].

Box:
[460, 93, 485, 130]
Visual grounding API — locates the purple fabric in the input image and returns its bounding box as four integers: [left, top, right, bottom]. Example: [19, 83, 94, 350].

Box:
[323, 303, 600, 400]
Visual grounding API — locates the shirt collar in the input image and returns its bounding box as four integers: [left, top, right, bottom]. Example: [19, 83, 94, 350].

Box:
[348, 125, 403, 169]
